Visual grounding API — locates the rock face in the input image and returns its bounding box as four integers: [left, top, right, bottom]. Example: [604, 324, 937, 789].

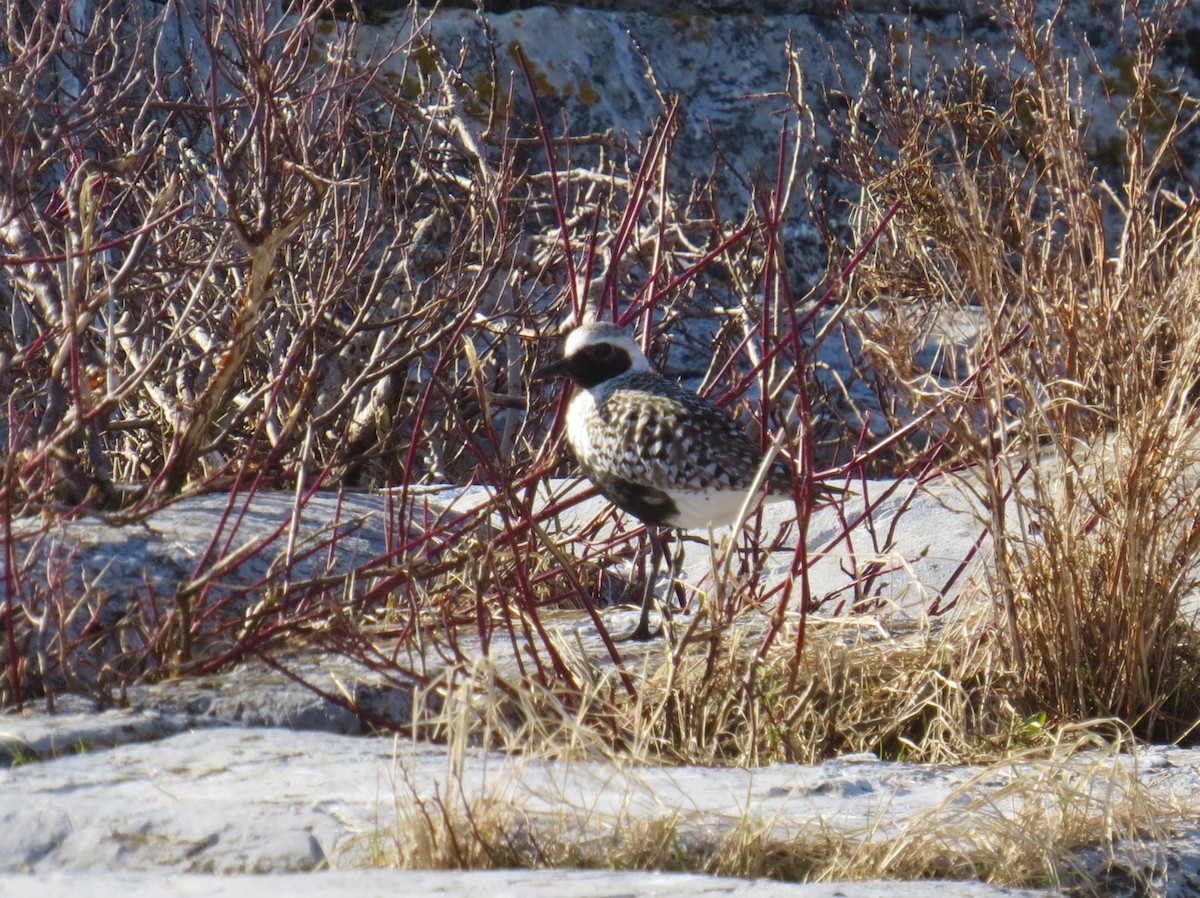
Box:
[2, 491, 429, 700]
[354, 0, 1200, 241]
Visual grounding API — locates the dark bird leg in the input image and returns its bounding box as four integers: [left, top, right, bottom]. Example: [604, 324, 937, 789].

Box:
[626, 526, 668, 641]
[667, 530, 686, 611]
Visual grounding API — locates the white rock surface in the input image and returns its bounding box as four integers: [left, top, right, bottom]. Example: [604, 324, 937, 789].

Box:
[2, 712, 1197, 895]
[0, 869, 1054, 898]
[4, 475, 992, 706]
[2, 475, 1198, 895]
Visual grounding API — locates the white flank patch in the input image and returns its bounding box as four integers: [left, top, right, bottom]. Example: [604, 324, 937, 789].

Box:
[669, 488, 789, 531]
[565, 389, 599, 466]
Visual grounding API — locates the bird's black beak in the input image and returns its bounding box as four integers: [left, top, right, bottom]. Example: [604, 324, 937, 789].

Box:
[531, 358, 572, 382]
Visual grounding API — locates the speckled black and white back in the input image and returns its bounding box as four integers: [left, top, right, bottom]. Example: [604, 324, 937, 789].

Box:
[553, 322, 793, 530]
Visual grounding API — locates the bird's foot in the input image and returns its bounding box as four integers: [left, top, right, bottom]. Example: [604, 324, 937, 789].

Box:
[615, 620, 663, 642]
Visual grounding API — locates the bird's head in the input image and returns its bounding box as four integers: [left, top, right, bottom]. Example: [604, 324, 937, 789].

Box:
[532, 321, 653, 389]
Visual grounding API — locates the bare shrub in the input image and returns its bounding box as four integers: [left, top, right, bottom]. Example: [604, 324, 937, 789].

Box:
[0, 1, 866, 706]
[0, 0, 548, 511]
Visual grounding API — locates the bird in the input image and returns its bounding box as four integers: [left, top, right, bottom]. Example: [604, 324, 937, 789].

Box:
[533, 320, 839, 640]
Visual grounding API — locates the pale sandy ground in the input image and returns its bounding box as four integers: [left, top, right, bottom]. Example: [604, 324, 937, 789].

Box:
[2, 478, 1199, 896]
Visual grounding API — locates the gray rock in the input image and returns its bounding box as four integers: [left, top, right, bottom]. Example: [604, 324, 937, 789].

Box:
[362, 1, 1200, 248]
[0, 721, 1196, 893]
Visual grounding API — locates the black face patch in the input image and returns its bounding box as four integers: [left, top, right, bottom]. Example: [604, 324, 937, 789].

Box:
[567, 341, 633, 388]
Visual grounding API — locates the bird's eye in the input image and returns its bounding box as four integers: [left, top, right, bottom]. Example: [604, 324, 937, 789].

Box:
[593, 344, 615, 359]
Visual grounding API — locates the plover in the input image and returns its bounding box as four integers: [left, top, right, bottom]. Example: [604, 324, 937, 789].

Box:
[534, 320, 838, 640]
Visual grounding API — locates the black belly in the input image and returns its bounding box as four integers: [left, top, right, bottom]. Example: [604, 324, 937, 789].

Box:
[588, 471, 679, 527]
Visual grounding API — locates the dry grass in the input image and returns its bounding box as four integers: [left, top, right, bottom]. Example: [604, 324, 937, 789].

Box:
[834, 0, 1200, 743]
[369, 715, 1168, 892]
[1003, 394, 1200, 742]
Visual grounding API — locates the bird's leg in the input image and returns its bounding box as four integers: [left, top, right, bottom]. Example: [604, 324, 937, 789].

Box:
[667, 530, 686, 612]
[626, 526, 666, 641]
